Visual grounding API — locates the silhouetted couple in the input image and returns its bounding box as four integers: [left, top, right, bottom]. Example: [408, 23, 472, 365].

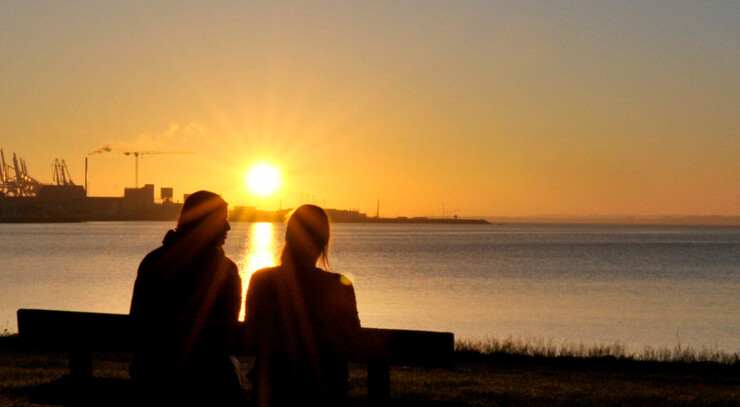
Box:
[130, 191, 360, 407]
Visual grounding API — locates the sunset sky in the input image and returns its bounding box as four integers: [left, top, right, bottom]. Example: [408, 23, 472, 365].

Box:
[2, 1, 738, 217]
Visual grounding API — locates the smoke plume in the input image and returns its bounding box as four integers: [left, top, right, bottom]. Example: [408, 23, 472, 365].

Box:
[88, 145, 112, 156]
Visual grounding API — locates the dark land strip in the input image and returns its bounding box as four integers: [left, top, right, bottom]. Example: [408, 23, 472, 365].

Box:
[1, 335, 738, 406]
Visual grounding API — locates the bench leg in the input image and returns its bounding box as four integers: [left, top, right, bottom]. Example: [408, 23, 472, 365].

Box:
[69, 348, 93, 379]
[367, 361, 390, 405]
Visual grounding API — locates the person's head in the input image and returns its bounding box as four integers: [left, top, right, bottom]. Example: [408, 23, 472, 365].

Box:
[176, 190, 230, 246]
[281, 204, 330, 269]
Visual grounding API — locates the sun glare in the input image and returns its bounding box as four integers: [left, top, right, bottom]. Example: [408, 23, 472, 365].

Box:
[246, 163, 280, 197]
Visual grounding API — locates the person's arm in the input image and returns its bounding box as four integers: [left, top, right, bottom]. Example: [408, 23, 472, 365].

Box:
[226, 262, 242, 322]
[332, 277, 361, 358]
[344, 283, 361, 329]
[215, 261, 243, 353]
[129, 256, 152, 317]
[243, 271, 263, 352]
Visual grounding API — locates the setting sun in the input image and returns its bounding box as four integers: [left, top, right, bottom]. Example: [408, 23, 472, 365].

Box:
[246, 163, 280, 197]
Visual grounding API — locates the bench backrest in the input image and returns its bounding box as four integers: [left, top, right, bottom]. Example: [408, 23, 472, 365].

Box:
[17, 309, 454, 367]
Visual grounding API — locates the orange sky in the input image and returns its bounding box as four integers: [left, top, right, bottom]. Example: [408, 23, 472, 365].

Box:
[2, 2, 739, 217]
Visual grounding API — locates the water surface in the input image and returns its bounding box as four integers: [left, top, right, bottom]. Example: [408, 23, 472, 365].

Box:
[1, 222, 738, 353]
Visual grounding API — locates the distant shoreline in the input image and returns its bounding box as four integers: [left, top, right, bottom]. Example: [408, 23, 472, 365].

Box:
[334, 217, 490, 225]
[4, 216, 740, 226]
[2, 184, 736, 225]
[482, 215, 740, 227]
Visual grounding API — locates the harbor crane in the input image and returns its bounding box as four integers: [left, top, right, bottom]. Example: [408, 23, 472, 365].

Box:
[123, 151, 195, 188]
[52, 159, 75, 186]
[1, 149, 39, 196]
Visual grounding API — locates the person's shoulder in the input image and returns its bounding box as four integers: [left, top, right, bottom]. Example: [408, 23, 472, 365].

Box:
[133, 246, 174, 286]
[249, 266, 281, 282]
[317, 270, 357, 310]
[222, 254, 239, 271]
[138, 245, 168, 269]
[319, 269, 354, 289]
[219, 256, 240, 283]
[254, 265, 281, 274]
[247, 266, 282, 295]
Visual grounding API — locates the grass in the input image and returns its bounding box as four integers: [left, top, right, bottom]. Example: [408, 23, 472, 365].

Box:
[1, 334, 739, 406]
[456, 335, 740, 365]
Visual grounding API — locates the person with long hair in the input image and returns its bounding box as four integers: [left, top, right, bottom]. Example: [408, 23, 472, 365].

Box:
[130, 190, 242, 406]
[245, 205, 360, 407]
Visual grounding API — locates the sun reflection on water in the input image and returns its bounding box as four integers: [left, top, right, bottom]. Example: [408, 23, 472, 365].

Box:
[236, 222, 281, 320]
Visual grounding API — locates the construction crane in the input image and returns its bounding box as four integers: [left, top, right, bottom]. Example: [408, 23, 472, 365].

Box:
[123, 151, 195, 188]
[0, 149, 6, 185]
[52, 159, 75, 186]
[1, 149, 39, 196]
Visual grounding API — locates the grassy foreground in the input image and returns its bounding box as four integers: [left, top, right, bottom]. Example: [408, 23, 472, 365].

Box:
[1, 335, 739, 407]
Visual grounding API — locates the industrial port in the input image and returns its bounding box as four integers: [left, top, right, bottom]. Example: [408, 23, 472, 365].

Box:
[0, 149, 488, 224]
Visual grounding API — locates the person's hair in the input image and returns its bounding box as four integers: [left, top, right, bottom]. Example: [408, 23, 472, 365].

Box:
[176, 190, 228, 232]
[281, 204, 331, 269]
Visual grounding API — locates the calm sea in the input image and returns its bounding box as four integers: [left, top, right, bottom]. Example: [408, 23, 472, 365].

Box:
[1, 222, 738, 353]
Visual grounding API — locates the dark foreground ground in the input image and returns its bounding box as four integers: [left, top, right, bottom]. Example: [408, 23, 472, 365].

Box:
[1, 335, 738, 407]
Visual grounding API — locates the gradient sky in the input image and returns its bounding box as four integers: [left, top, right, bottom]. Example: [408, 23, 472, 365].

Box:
[2, 1, 738, 217]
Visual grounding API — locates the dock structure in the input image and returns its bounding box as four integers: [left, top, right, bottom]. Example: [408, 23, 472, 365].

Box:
[1, 149, 488, 224]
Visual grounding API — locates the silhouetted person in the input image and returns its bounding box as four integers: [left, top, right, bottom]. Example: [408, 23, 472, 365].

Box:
[245, 205, 360, 407]
[130, 190, 242, 406]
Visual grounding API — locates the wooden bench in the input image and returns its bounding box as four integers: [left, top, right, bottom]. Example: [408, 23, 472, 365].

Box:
[17, 309, 454, 405]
